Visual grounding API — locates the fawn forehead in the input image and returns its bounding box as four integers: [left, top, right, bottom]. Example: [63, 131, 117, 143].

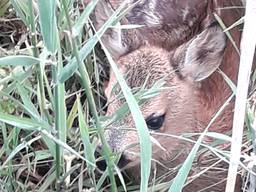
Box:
[106, 47, 173, 117]
[117, 47, 174, 89]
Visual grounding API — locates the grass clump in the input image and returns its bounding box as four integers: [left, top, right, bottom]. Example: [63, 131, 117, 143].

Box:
[0, 1, 256, 192]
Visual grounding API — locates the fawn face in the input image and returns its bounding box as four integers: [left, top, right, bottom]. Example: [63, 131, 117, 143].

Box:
[91, 0, 243, 188]
[102, 25, 226, 174]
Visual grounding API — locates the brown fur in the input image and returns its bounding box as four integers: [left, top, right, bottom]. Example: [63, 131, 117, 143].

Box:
[91, 0, 246, 191]
[93, 0, 242, 56]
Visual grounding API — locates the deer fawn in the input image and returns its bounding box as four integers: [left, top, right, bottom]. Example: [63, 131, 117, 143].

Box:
[92, 0, 245, 191]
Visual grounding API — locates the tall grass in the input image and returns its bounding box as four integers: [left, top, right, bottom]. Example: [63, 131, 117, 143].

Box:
[0, 0, 151, 191]
[226, 0, 256, 191]
[0, 0, 256, 192]
[1, 0, 108, 191]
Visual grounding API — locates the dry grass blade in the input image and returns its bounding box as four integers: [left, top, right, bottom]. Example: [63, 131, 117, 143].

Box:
[225, 0, 256, 191]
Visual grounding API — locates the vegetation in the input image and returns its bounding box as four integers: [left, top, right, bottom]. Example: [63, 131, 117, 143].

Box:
[0, 0, 255, 192]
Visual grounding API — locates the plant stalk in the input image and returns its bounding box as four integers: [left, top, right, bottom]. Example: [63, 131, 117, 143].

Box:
[60, 1, 117, 191]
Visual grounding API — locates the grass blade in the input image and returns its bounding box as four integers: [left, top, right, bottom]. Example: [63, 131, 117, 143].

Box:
[40, 129, 95, 167]
[0, 55, 40, 67]
[59, 0, 120, 190]
[73, 0, 99, 35]
[0, 135, 41, 171]
[214, 13, 240, 55]
[16, 85, 40, 119]
[38, 0, 58, 53]
[77, 95, 95, 172]
[58, 2, 128, 83]
[169, 93, 234, 192]
[0, 112, 48, 130]
[225, 1, 256, 191]
[10, 0, 29, 26]
[101, 44, 152, 192]
[0, 0, 10, 17]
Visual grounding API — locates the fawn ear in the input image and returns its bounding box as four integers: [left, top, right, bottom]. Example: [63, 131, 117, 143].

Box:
[180, 24, 226, 81]
[93, 0, 141, 59]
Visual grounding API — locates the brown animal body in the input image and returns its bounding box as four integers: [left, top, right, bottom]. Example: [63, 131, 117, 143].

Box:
[92, 0, 244, 191]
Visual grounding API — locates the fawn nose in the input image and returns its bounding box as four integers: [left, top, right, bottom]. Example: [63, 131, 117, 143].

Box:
[95, 149, 107, 171]
[95, 149, 131, 171]
[117, 154, 131, 169]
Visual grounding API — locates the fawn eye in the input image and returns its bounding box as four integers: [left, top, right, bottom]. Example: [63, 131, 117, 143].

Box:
[146, 114, 165, 130]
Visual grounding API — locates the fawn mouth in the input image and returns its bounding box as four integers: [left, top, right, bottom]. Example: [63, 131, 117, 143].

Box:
[95, 152, 134, 172]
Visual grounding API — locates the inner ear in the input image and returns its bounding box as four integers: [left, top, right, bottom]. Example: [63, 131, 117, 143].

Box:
[179, 24, 226, 81]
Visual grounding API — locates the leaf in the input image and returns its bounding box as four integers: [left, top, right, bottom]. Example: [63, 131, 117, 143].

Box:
[73, 0, 99, 35]
[0, 135, 41, 170]
[10, 0, 29, 26]
[40, 129, 95, 167]
[169, 94, 234, 192]
[0, 112, 48, 130]
[0, 55, 40, 67]
[17, 85, 40, 119]
[38, 0, 58, 53]
[77, 96, 95, 171]
[102, 44, 152, 192]
[58, 1, 130, 83]
[0, 0, 10, 17]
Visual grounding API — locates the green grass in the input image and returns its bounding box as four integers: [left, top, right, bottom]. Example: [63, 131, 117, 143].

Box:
[0, 1, 256, 192]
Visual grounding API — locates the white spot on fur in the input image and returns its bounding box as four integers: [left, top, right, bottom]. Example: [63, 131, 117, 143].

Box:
[189, 20, 194, 27]
[171, 27, 185, 40]
[182, 6, 190, 21]
[116, 22, 122, 48]
[143, 0, 162, 26]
